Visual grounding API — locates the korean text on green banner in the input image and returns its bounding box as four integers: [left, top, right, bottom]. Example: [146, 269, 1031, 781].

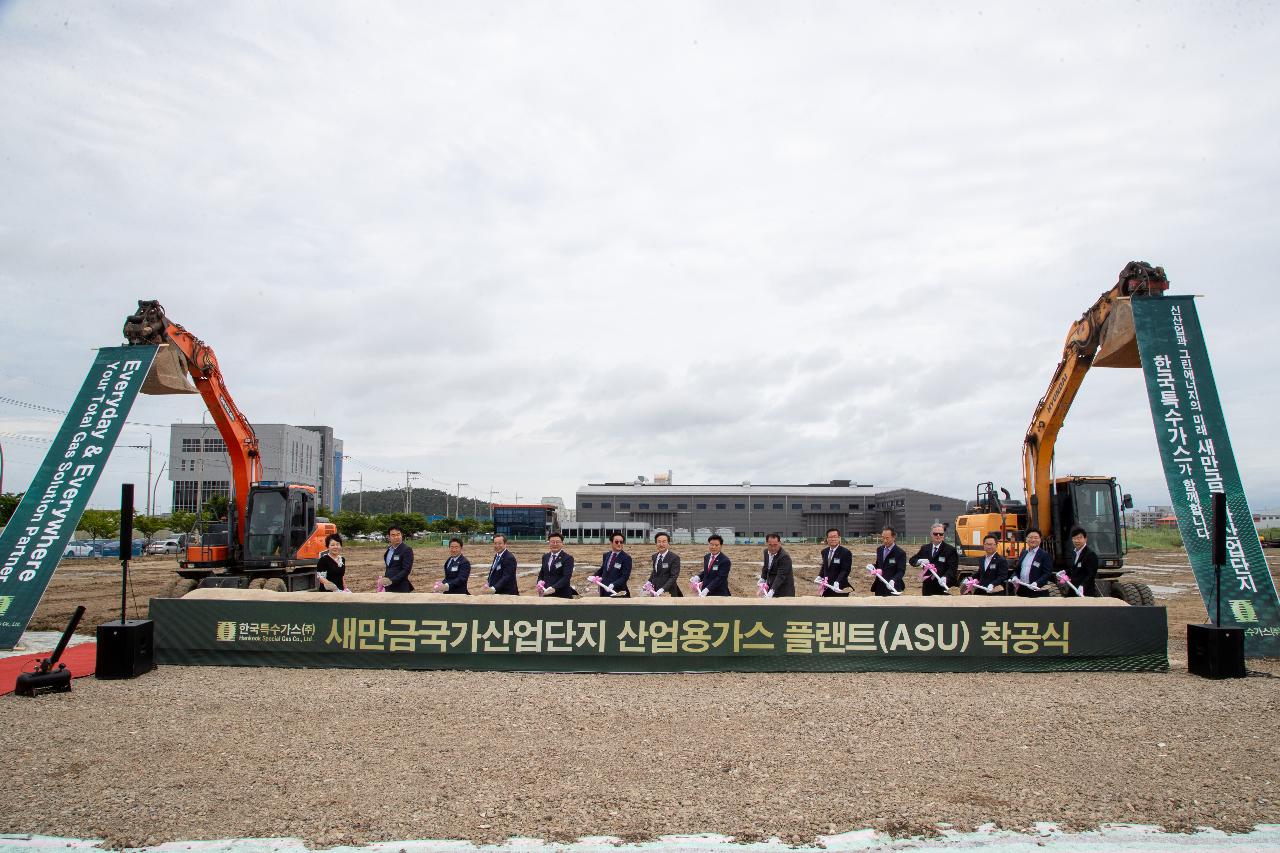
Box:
[1132, 296, 1280, 656]
[0, 345, 158, 648]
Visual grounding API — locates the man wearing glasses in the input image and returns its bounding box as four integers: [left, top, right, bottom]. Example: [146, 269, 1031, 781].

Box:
[911, 523, 959, 595]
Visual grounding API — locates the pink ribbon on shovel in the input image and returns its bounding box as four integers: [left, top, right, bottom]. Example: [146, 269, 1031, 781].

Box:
[689, 576, 704, 594]
[587, 575, 616, 595]
[1056, 571, 1083, 597]
[537, 580, 548, 595]
[642, 580, 656, 596]
[917, 560, 948, 590]
[865, 564, 901, 596]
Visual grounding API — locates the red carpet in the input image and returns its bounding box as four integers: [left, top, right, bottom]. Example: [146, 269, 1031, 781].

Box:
[0, 643, 97, 696]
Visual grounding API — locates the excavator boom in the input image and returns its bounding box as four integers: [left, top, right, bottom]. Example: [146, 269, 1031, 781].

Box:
[1021, 262, 1168, 534]
[123, 300, 262, 545]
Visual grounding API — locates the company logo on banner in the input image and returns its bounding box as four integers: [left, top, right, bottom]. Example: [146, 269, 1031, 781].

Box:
[0, 345, 158, 648]
[1132, 297, 1280, 657]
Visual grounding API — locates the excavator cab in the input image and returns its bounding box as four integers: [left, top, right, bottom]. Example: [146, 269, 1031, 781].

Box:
[243, 483, 334, 570]
[1051, 476, 1129, 574]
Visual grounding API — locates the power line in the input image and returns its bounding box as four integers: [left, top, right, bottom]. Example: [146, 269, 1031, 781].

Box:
[0, 431, 51, 444]
[0, 394, 173, 429]
[0, 432, 168, 457]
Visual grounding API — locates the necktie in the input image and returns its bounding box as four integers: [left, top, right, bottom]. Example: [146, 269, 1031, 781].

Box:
[606, 553, 615, 573]
[385, 547, 393, 567]
[766, 552, 773, 573]
[932, 544, 939, 559]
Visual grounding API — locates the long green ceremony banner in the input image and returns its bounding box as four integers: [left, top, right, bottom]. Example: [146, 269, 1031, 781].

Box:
[0, 345, 158, 648]
[151, 598, 1169, 672]
[1132, 296, 1280, 657]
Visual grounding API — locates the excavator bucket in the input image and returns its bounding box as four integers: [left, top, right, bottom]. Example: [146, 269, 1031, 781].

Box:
[1095, 298, 1140, 368]
[141, 345, 198, 395]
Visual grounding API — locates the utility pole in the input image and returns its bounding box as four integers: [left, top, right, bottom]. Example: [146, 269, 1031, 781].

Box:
[456, 482, 469, 520]
[152, 461, 167, 515]
[348, 474, 363, 513]
[405, 471, 420, 513]
[489, 487, 498, 520]
[123, 434, 154, 514]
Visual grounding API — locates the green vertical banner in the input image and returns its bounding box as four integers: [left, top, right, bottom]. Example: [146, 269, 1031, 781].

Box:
[1132, 297, 1280, 657]
[0, 345, 158, 648]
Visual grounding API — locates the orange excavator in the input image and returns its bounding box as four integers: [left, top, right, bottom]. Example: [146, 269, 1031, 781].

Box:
[123, 300, 335, 596]
[954, 261, 1168, 605]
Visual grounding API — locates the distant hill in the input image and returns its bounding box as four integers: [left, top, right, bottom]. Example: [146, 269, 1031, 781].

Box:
[341, 486, 491, 518]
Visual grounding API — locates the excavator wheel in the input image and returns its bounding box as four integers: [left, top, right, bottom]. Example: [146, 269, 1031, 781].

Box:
[1115, 581, 1144, 607]
[248, 578, 267, 590]
[1044, 582, 1064, 597]
[263, 578, 287, 593]
[1135, 582, 1156, 607]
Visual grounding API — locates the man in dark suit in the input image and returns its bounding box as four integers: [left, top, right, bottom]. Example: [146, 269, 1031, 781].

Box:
[595, 533, 633, 597]
[870, 526, 906, 596]
[646, 531, 682, 596]
[911, 523, 959, 595]
[1012, 528, 1054, 597]
[537, 533, 578, 598]
[1061, 526, 1100, 597]
[965, 533, 1008, 595]
[759, 533, 794, 597]
[818, 528, 852, 596]
[378, 525, 414, 593]
[435, 536, 471, 594]
[692, 533, 731, 596]
[482, 534, 519, 595]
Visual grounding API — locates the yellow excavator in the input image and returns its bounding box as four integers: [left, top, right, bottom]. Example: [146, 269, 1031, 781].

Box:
[954, 261, 1168, 605]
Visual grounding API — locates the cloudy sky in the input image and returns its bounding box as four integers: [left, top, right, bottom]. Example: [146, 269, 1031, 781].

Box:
[1, 1, 1277, 516]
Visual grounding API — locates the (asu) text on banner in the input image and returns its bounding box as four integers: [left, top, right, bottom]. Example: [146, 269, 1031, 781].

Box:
[151, 598, 1169, 672]
[1132, 296, 1280, 657]
[0, 345, 158, 648]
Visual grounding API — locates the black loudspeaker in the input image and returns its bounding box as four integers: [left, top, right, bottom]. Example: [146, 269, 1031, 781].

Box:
[1211, 493, 1227, 567]
[95, 619, 156, 679]
[1187, 623, 1246, 679]
[120, 483, 134, 557]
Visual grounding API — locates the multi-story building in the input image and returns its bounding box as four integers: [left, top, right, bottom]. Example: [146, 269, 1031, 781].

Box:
[168, 423, 343, 513]
[1126, 505, 1174, 529]
[574, 479, 965, 543]
[493, 504, 559, 540]
[298, 425, 344, 513]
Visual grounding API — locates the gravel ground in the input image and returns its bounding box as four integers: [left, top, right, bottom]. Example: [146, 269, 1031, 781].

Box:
[2, 543, 1276, 847]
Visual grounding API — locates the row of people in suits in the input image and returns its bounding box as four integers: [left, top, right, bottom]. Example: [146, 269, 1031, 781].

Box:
[965, 527, 1100, 597]
[375, 524, 1100, 599]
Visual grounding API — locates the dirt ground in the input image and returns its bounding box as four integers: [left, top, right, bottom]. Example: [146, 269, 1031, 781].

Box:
[3, 542, 1278, 847]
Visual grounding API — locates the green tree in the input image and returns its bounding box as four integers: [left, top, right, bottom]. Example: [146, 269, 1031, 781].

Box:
[373, 512, 428, 537]
[202, 494, 230, 521]
[79, 509, 121, 541]
[133, 514, 168, 545]
[0, 492, 23, 526]
[168, 510, 197, 535]
[331, 510, 373, 538]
